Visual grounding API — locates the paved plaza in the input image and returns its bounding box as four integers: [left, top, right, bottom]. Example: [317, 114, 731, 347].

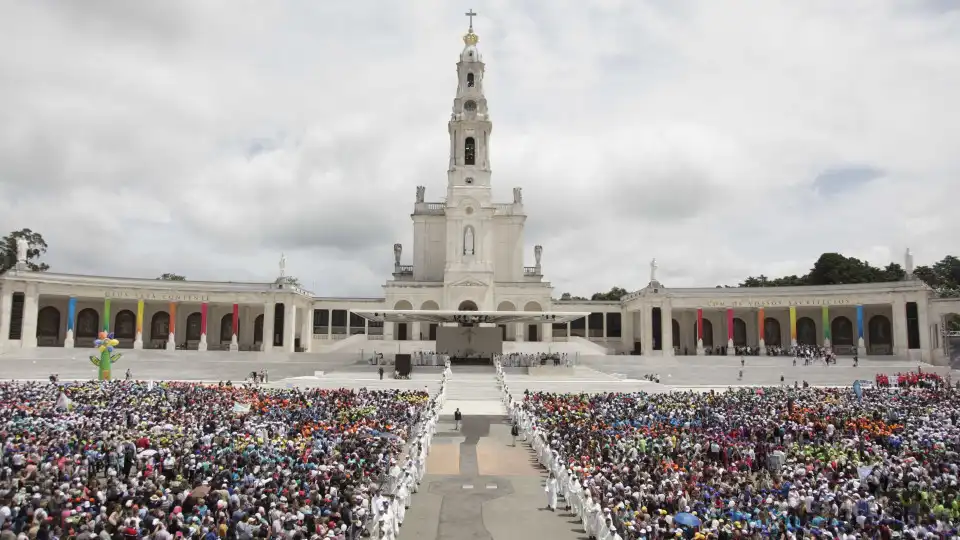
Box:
[398, 414, 585, 540]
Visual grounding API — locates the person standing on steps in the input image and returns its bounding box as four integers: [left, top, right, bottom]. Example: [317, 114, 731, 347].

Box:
[454, 408, 462, 430]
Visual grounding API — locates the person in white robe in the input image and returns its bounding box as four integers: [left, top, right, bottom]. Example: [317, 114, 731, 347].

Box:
[544, 472, 558, 511]
[583, 494, 602, 540]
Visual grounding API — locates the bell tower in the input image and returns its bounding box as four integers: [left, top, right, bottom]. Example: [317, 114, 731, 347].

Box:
[443, 10, 496, 308]
[447, 9, 492, 206]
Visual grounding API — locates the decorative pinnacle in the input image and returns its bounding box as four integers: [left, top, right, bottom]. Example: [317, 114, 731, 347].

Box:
[464, 9, 479, 45]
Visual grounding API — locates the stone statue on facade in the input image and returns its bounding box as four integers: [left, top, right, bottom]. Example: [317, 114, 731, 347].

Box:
[534, 244, 542, 266]
[15, 237, 28, 265]
[463, 227, 475, 255]
[279, 253, 286, 278]
[513, 187, 523, 204]
[416, 185, 425, 203]
[650, 258, 658, 282]
[394, 243, 402, 266]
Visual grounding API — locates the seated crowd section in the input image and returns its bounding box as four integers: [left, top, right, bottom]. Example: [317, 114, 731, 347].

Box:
[0, 380, 444, 540]
[512, 379, 960, 539]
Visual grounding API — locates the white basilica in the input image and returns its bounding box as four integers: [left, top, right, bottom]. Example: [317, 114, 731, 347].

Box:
[1, 20, 959, 366]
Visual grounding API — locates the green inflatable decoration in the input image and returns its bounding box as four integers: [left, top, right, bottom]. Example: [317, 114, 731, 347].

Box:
[89, 331, 122, 381]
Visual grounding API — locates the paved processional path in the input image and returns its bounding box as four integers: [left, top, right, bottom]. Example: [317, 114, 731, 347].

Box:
[398, 372, 586, 540]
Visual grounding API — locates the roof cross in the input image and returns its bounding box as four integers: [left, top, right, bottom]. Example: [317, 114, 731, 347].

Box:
[465, 9, 477, 31]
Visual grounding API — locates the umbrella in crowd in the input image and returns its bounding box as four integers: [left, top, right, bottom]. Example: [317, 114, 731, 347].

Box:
[515, 383, 960, 539]
[0, 380, 436, 540]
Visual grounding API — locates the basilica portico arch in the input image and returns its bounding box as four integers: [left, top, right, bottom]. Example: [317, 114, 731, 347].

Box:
[458, 300, 479, 311]
[497, 301, 516, 341]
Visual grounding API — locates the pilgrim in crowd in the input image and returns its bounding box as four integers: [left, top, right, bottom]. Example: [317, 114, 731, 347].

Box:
[0, 375, 448, 540]
[512, 382, 960, 539]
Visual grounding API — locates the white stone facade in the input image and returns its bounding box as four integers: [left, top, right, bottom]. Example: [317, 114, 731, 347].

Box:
[2, 22, 959, 366]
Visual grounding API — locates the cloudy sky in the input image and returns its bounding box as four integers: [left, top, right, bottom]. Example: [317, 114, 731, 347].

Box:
[1, 0, 958, 298]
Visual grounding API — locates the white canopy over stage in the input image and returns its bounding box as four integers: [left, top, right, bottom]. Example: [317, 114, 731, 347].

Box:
[350, 310, 590, 325]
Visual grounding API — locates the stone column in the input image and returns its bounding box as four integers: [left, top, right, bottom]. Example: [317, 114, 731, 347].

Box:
[661, 303, 673, 356]
[856, 305, 866, 356]
[757, 308, 766, 356]
[0, 283, 12, 348]
[364, 319, 369, 336]
[515, 322, 525, 342]
[821, 305, 831, 349]
[285, 302, 297, 352]
[725, 308, 734, 355]
[917, 298, 930, 362]
[326, 309, 332, 340]
[21, 283, 39, 349]
[789, 306, 798, 348]
[166, 302, 177, 351]
[641, 304, 653, 356]
[565, 322, 571, 339]
[64, 297, 77, 348]
[620, 310, 634, 353]
[412, 322, 421, 341]
[345, 311, 351, 336]
[134, 300, 144, 349]
[696, 308, 704, 355]
[301, 305, 313, 352]
[602, 313, 608, 339]
[262, 301, 275, 352]
[198, 302, 209, 351]
[230, 303, 239, 351]
[892, 299, 908, 358]
[542, 322, 553, 342]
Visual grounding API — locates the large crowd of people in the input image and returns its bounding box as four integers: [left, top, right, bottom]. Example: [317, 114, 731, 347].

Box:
[0, 378, 446, 540]
[494, 352, 573, 368]
[513, 383, 960, 539]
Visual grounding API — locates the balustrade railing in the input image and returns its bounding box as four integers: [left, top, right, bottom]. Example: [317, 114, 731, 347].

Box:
[523, 266, 540, 276]
[413, 202, 446, 215]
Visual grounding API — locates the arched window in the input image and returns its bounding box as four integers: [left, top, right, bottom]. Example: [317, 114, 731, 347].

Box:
[185, 312, 202, 341]
[733, 318, 747, 347]
[464, 137, 476, 165]
[797, 317, 817, 345]
[254, 314, 264, 344]
[467, 73, 475, 87]
[151, 312, 170, 341]
[220, 314, 235, 343]
[37, 307, 60, 338]
[114, 310, 136, 339]
[76, 308, 99, 338]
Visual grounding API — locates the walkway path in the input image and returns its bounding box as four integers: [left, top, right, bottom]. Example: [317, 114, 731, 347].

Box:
[399, 376, 584, 540]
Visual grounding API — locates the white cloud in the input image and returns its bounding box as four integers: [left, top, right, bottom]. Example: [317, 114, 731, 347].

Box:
[1, 0, 958, 298]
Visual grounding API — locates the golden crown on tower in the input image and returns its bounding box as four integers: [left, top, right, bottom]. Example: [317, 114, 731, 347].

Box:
[463, 30, 479, 45]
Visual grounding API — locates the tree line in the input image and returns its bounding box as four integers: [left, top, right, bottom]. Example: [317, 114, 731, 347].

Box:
[559, 252, 960, 301]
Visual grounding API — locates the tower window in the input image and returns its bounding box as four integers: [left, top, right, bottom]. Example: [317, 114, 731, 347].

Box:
[464, 100, 477, 112]
[467, 73, 475, 87]
[464, 137, 476, 165]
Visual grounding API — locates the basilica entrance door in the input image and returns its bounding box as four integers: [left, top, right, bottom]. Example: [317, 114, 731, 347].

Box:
[396, 323, 408, 341]
[528, 324, 539, 342]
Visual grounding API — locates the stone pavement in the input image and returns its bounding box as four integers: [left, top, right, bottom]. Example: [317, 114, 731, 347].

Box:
[399, 413, 585, 540]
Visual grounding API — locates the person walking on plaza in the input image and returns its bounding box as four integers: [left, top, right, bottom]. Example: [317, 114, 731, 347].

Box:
[454, 408, 462, 430]
[511, 421, 520, 446]
[379, 366, 384, 380]
[544, 472, 558, 512]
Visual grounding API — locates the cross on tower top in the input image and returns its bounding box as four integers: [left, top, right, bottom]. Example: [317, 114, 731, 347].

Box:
[465, 9, 477, 31]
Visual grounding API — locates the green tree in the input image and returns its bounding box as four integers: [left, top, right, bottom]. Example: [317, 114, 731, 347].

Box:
[914, 255, 960, 297]
[0, 229, 50, 275]
[591, 286, 629, 301]
[559, 292, 588, 301]
[739, 252, 905, 287]
[276, 276, 302, 287]
[157, 273, 186, 281]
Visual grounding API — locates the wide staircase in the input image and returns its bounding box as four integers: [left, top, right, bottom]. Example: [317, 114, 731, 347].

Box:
[443, 366, 505, 415]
